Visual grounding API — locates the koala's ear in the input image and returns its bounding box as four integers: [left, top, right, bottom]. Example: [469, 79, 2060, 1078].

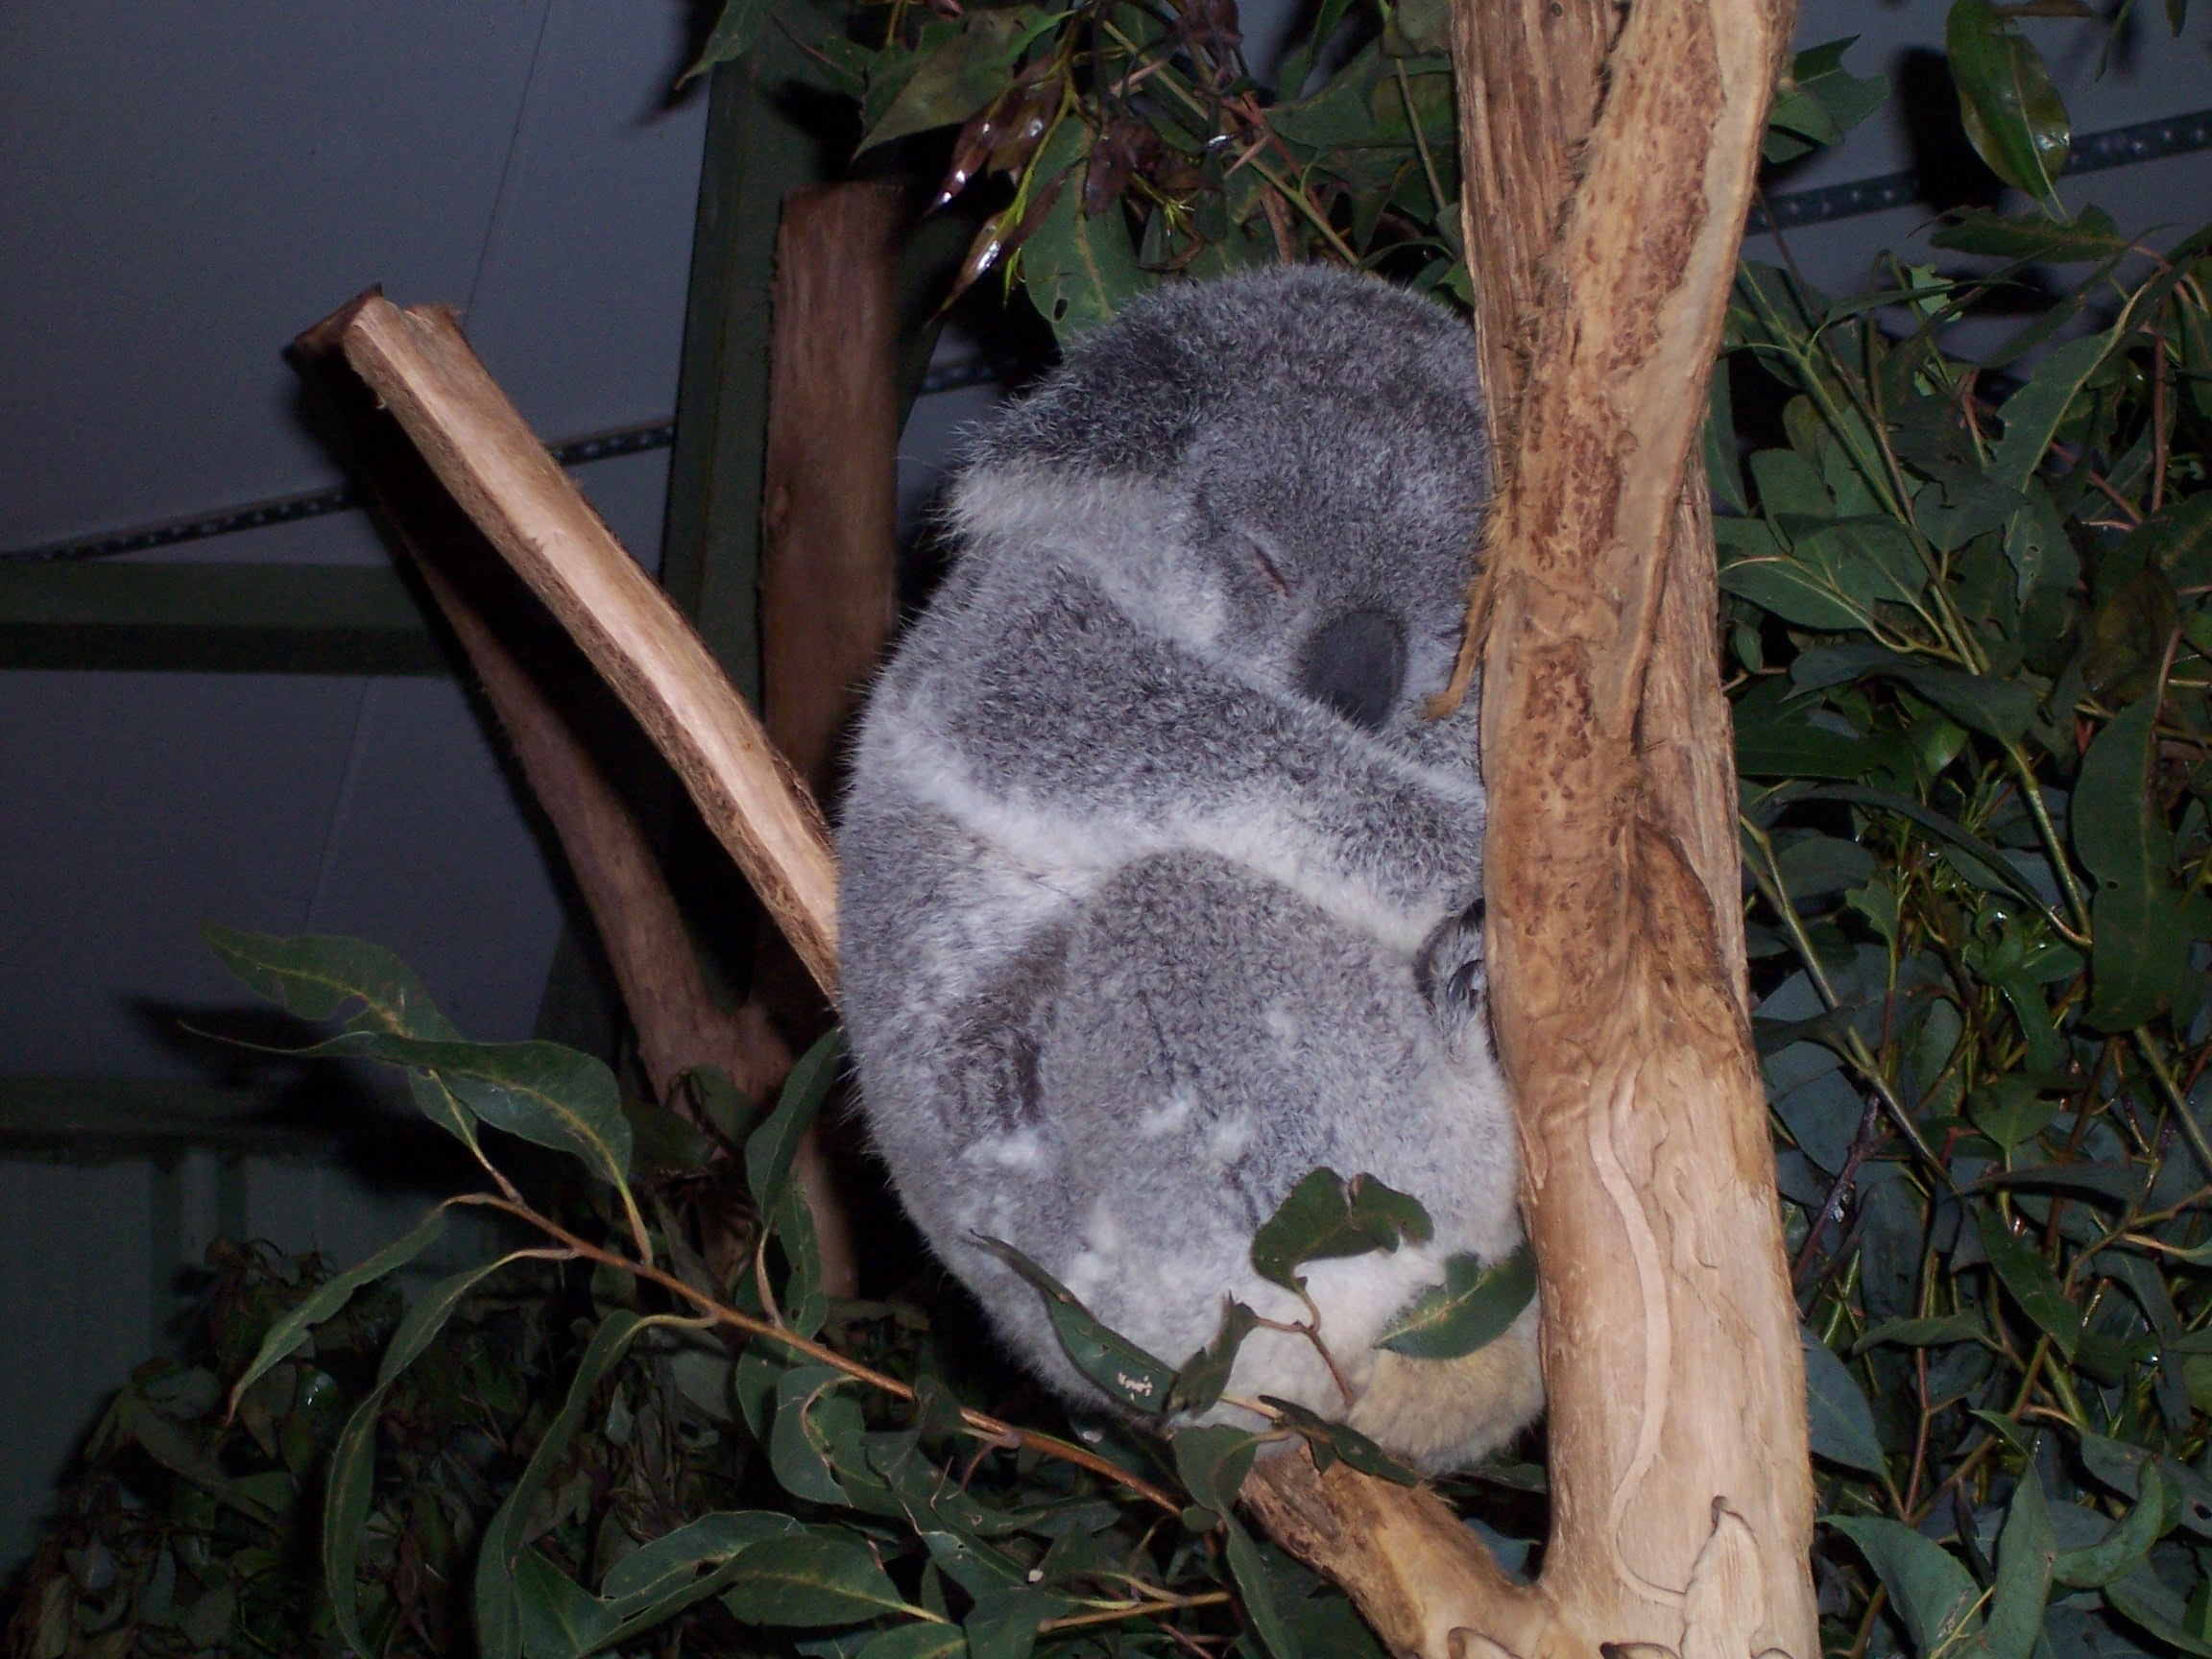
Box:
[1298, 609, 1406, 731]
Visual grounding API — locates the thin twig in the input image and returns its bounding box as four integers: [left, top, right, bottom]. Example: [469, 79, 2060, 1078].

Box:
[1040, 1591, 1233, 1632]
[448, 1192, 1185, 1514]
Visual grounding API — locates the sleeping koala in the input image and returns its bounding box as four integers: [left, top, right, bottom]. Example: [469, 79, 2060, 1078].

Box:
[837, 265, 1539, 1471]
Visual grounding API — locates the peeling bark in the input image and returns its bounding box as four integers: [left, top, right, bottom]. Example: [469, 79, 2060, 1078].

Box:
[1249, 0, 1807, 1650]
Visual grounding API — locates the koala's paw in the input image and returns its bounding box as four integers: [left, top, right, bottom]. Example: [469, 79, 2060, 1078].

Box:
[1416, 902, 1488, 1049]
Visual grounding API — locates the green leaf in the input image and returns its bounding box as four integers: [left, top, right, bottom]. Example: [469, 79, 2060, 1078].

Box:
[1977, 1205, 2082, 1359]
[204, 926, 478, 1144]
[1767, 37, 1889, 162]
[1018, 172, 1154, 344]
[768, 1366, 861, 1505]
[748, 1027, 844, 1223]
[863, 11, 1050, 150]
[1719, 554, 1872, 632]
[718, 1534, 913, 1626]
[600, 1513, 803, 1617]
[1794, 516, 1931, 613]
[1258, 1397, 1420, 1485]
[227, 1206, 448, 1415]
[971, 1236, 1176, 1411]
[1777, 833, 1878, 901]
[1750, 448, 1834, 518]
[204, 926, 459, 1035]
[1827, 1516, 1984, 1655]
[857, 1626, 970, 1659]
[2076, 696, 2192, 1029]
[328, 1253, 528, 1659]
[1708, 373, 1747, 516]
[1799, 785, 2052, 914]
[1172, 1424, 1263, 1518]
[1990, 330, 2112, 492]
[1932, 204, 2124, 262]
[316, 1033, 632, 1188]
[964, 1587, 1057, 1659]
[2105, 1568, 2212, 1658]
[513, 1551, 621, 1659]
[1946, 0, 2072, 219]
[1732, 679, 1908, 779]
[1375, 1248, 1535, 1359]
[1984, 1467, 2056, 1659]
[1856, 1312, 1987, 1350]
[1169, 1299, 1262, 1416]
[2132, 494, 2212, 589]
[1891, 666, 2038, 746]
[1250, 1168, 1431, 1292]
[2055, 1461, 2165, 1587]
[680, 0, 777, 83]
[1968, 1077, 2060, 1151]
[1224, 1518, 1303, 1659]
[1801, 1328, 1887, 1475]
[478, 1313, 681, 1658]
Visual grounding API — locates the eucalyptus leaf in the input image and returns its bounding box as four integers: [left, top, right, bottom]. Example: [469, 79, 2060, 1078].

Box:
[204, 926, 478, 1144]
[719, 1534, 915, 1626]
[328, 1253, 533, 1659]
[1992, 331, 2113, 493]
[1250, 1168, 1431, 1291]
[227, 1207, 449, 1415]
[971, 1236, 1176, 1411]
[2076, 697, 2192, 1029]
[1984, 1467, 2057, 1659]
[1978, 1205, 2082, 1359]
[680, 0, 777, 82]
[311, 1033, 632, 1188]
[1802, 1328, 1887, 1475]
[1169, 1299, 1262, 1416]
[747, 1026, 844, 1220]
[2054, 1461, 2165, 1587]
[1947, 0, 2072, 218]
[1828, 1516, 1984, 1655]
[1375, 1248, 1534, 1359]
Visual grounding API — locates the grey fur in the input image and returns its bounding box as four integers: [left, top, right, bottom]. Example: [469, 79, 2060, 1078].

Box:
[839, 267, 1535, 1469]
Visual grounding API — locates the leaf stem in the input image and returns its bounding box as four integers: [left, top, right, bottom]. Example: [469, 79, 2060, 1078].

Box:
[1743, 816, 1946, 1176]
[2132, 1025, 2212, 1184]
[448, 1192, 1185, 1515]
[1391, 51, 1448, 224]
[1042, 1591, 1233, 1631]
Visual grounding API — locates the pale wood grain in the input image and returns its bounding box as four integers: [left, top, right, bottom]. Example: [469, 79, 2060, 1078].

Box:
[305, 292, 841, 999]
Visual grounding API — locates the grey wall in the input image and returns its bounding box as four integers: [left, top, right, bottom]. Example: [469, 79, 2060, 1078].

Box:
[0, 0, 710, 1574]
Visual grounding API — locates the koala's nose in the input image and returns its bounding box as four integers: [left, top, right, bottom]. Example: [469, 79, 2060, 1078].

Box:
[1297, 608, 1406, 731]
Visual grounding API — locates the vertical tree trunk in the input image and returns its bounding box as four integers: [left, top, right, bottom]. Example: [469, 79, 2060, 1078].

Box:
[1251, 0, 1808, 1651]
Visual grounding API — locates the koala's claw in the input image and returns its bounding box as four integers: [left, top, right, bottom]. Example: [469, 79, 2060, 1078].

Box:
[1417, 902, 1488, 1044]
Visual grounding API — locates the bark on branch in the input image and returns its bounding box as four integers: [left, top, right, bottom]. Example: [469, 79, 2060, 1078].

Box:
[297, 292, 842, 1000]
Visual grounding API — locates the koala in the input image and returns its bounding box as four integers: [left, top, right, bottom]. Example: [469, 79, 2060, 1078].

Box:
[838, 266, 1540, 1473]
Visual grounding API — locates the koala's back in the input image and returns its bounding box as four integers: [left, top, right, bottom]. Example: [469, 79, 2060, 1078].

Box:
[839, 268, 1537, 1469]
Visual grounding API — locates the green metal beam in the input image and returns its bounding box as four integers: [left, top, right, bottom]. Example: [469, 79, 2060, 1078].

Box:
[0, 1077, 339, 1161]
[0, 563, 445, 675]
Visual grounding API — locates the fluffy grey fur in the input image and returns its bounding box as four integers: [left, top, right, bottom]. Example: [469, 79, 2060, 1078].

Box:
[839, 266, 1538, 1470]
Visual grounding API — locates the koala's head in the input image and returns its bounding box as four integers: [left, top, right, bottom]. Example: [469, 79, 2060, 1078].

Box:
[953, 267, 1489, 738]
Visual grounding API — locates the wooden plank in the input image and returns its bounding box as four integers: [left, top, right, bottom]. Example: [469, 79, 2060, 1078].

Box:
[0, 563, 443, 675]
[760, 181, 902, 800]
